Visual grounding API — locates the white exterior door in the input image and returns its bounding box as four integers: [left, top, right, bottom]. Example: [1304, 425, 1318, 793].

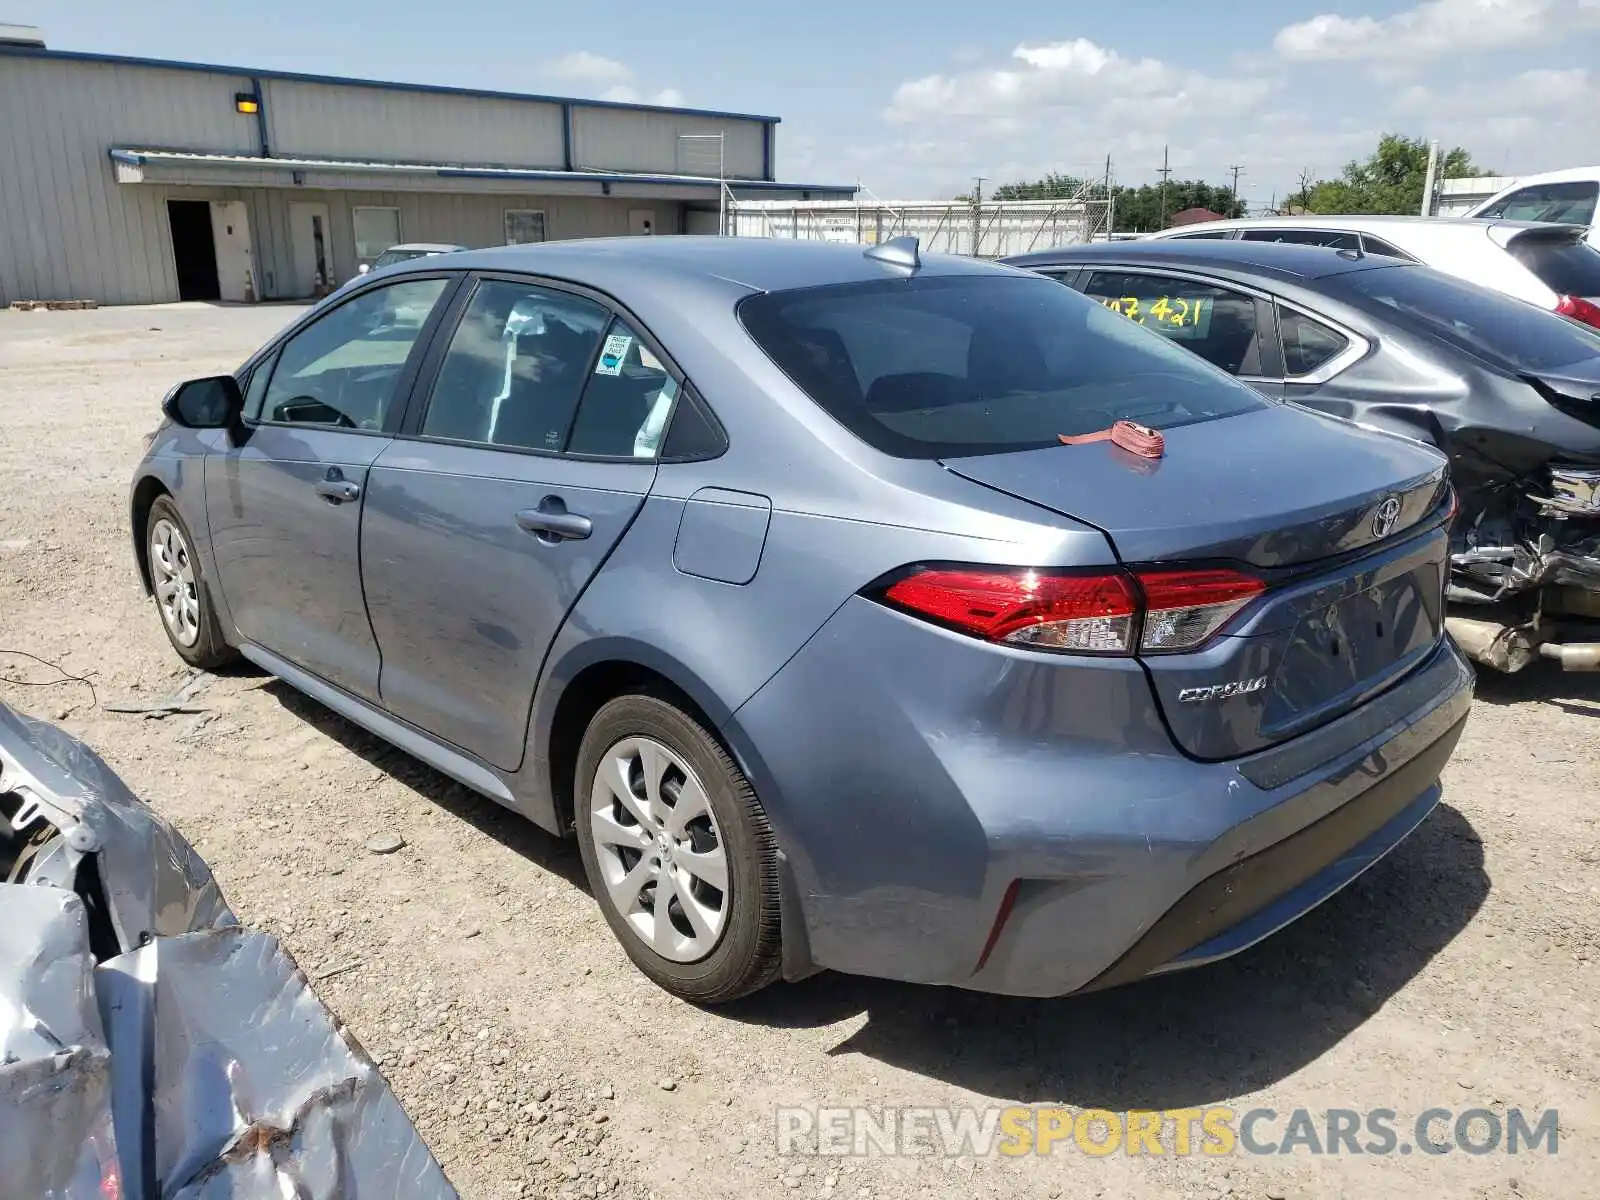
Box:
[208, 201, 254, 302]
[289, 202, 334, 297]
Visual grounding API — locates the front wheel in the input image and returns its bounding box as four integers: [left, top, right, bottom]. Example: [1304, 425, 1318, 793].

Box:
[146, 496, 236, 670]
[574, 693, 781, 1004]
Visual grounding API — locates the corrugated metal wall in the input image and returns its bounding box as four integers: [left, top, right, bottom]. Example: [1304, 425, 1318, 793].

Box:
[571, 107, 766, 179]
[264, 80, 566, 167]
[0, 52, 766, 304]
[0, 55, 261, 304]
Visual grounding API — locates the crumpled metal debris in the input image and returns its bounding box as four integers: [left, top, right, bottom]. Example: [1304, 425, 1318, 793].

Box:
[0, 887, 121, 1200]
[0, 701, 456, 1199]
[0, 702, 234, 942]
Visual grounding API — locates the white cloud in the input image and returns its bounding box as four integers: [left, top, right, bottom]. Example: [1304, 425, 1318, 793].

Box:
[544, 52, 685, 107]
[1275, 0, 1600, 62]
[1395, 66, 1596, 116]
[885, 37, 1254, 123]
[871, 37, 1277, 197]
[1387, 68, 1600, 173]
[599, 84, 688, 107]
[545, 51, 633, 87]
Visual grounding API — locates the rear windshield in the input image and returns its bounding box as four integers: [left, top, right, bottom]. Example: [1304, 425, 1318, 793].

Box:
[375, 249, 433, 268]
[737, 274, 1268, 459]
[1507, 234, 1600, 297]
[1327, 264, 1600, 374]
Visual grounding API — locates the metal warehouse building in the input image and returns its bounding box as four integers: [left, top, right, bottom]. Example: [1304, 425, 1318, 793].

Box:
[0, 27, 854, 306]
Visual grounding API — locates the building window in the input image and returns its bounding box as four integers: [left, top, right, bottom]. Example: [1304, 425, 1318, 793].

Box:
[505, 209, 547, 246]
[352, 206, 401, 264]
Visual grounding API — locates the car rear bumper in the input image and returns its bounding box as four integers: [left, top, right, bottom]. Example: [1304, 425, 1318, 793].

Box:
[727, 597, 1474, 998]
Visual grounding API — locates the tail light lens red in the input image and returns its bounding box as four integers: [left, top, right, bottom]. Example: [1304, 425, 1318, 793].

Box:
[878, 565, 1264, 655]
[1556, 294, 1600, 331]
[1138, 569, 1268, 651]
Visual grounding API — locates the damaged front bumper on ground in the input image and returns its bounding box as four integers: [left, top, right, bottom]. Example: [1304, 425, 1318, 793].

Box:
[0, 702, 456, 1199]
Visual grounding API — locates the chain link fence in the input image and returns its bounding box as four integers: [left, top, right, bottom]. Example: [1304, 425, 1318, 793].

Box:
[728, 189, 1112, 258]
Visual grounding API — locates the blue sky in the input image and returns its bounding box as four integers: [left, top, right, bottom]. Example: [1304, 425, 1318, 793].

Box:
[17, 0, 1600, 203]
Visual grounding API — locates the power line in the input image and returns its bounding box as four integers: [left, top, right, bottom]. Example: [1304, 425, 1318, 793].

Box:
[1228, 163, 1245, 202]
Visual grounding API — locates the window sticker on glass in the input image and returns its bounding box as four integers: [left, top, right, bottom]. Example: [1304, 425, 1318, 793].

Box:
[596, 332, 633, 376]
[1098, 294, 1214, 339]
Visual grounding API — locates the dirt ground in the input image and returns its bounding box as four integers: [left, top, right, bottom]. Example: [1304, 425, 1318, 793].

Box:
[2, 302, 1598, 1200]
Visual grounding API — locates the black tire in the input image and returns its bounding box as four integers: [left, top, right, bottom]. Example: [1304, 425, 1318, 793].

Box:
[145, 495, 237, 670]
[574, 692, 781, 1004]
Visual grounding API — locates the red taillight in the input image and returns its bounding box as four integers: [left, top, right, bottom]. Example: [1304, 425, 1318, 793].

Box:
[1138, 569, 1267, 652]
[1556, 294, 1600, 330]
[878, 565, 1263, 655]
[882, 568, 1139, 653]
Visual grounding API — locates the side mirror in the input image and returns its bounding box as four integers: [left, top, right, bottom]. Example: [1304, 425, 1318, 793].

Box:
[358, 263, 371, 275]
[162, 376, 243, 429]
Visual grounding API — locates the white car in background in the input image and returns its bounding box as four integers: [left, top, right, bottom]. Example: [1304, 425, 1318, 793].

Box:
[1143, 215, 1600, 331]
[1466, 166, 1599, 245]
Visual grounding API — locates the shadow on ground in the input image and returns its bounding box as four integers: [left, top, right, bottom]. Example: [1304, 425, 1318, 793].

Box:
[262, 676, 1487, 1110]
[262, 679, 587, 890]
[725, 800, 1487, 1110]
[1471, 659, 1600, 716]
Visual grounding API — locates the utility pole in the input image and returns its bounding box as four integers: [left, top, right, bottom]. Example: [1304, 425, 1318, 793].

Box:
[1228, 164, 1245, 214]
[1419, 139, 1440, 217]
[1157, 146, 1172, 230]
[1104, 153, 1114, 241]
[971, 175, 986, 256]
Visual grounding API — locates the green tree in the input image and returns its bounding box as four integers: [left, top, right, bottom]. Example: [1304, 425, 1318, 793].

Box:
[1286, 134, 1487, 215]
[992, 173, 1089, 200]
[1111, 181, 1246, 232]
[987, 174, 1245, 230]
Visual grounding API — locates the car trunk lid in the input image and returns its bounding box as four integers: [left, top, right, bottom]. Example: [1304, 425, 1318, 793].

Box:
[943, 405, 1451, 758]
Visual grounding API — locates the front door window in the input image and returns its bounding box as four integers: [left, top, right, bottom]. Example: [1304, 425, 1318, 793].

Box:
[260, 278, 448, 430]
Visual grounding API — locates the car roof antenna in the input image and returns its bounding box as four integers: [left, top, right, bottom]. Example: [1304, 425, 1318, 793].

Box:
[864, 235, 920, 272]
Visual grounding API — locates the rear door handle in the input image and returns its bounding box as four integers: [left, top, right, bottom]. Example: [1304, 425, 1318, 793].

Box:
[315, 480, 361, 503]
[517, 500, 592, 542]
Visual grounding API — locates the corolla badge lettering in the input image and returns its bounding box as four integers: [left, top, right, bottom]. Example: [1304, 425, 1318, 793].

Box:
[1178, 676, 1268, 704]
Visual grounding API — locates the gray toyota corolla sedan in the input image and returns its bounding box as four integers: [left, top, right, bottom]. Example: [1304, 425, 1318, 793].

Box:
[130, 236, 1473, 1003]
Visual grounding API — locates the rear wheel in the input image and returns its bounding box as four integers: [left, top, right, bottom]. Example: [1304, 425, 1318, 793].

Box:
[146, 496, 236, 670]
[574, 693, 781, 1003]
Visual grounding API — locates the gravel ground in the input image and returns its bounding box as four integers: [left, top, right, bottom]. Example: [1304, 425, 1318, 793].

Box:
[2, 302, 1599, 1200]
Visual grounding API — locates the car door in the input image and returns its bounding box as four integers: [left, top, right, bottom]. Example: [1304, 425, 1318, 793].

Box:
[360, 275, 672, 770]
[204, 275, 455, 700]
[1076, 267, 1283, 393]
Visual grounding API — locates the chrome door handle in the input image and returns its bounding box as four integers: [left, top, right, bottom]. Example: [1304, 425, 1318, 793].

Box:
[517, 502, 592, 542]
[315, 480, 361, 503]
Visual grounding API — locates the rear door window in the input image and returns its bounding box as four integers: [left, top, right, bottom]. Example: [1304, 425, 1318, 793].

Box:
[1277, 309, 1351, 377]
[737, 273, 1268, 459]
[1358, 234, 1414, 260]
[1240, 228, 1361, 251]
[1082, 271, 1265, 375]
[565, 317, 681, 459]
[420, 279, 608, 452]
[1476, 180, 1598, 225]
[1506, 233, 1600, 297]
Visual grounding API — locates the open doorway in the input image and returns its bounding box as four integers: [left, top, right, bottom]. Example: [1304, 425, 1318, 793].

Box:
[167, 200, 220, 301]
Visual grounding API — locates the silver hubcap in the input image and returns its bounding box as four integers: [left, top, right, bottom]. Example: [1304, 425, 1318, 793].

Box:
[150, 517, 201, 647]
[589, 736, 729, 963]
